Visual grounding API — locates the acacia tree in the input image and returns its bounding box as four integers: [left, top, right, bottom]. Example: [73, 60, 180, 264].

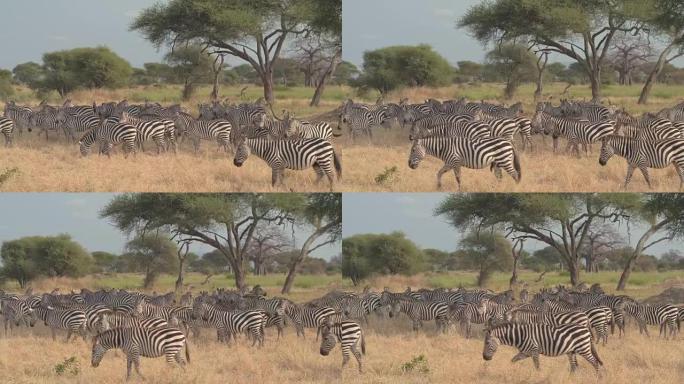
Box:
[124, 234, 178, 289]
[580, 224, 624, 273]
[305, 0, 342, 106]
[458, 231, 513, 287]
[101, 193, 303, 290]
[281, 193, 342, 294]
[248, 227, 289, 275]
[435, 194, 641, 286]
[617, 194, 684, 290]
[485, 43, 537, 99]
[459, 0, 649, 101]
[132, 0, 341, 103]
[638, 0, 684, 104]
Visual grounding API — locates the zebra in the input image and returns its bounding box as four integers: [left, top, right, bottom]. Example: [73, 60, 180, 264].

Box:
[338, 101, 375, 141]
[476, 116, 520, 142]
[408, 136, 521, 190]
[1, 299, 36, 335]
[120, 112, 168, 154]
[55, 108, 100, 142]
[4, 102, 32, 135]
[192, 301, 266, 346]
[222, 103, 267, 137]
[91, 326, 190, 380]
[282, 301, 336, 338]
[483, 323, 603, 374]
[0, 117, 15, 147]
[319, 317, 365, 373]
[505, 308, 590, 328]
[99, 312, 168, 334]
[409, 116, 490, 140]
[78, 120, 138, 158]
[583, 306, 612, 345]
[29, 108, 63, 141]
[285, 120, 338, 141]
[599, 135, 684, 189]
[32, 305, 87, 341]
[178, 116, 232, 153]
[388, 298, 449, 333]
[233, 137, 342, 191]
[544, 117, 615, 157]
[622, 302, 680, 339]
[449, 302, 488, 338]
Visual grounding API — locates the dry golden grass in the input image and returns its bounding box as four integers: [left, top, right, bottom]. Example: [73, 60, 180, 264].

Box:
[1, 306, 683, 383]
[2, 83, 683, 192]
[2, 273, 682, 383]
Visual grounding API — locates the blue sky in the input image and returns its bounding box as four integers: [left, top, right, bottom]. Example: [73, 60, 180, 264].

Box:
[0, 193, 339, 259]
[0, 0, 163, 69]
[342, 193, 684, 257]
[342, 0, 684, 68]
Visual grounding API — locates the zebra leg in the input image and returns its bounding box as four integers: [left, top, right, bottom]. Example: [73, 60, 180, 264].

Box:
[622, 165, 636, 189]
[567, 353, 578, 372]
[675, 163, 684, 191]
[639, 167, 651, 189]
[436, 165, 451, 189]
[351, 344, 363, 373]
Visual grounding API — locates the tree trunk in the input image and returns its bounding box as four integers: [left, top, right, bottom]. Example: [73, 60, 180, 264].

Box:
[262, 70, 275, 104]
[589, 70, 602, 102]
[509, 257, 519, 288]
[281, 259, 300, 294]
[638, 43, 676, 105]
[616, 221, 668, 290]
[211, 73, 221, 101]
[310, 48, 342, 107]
[233, 264, 246, 291]
[567, 259, 580, 286]
[175, 258, 185, 296]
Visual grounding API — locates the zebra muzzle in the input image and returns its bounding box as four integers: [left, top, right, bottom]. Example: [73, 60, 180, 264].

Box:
[320, 349, 330, 356]
[233, 159, 243, 167]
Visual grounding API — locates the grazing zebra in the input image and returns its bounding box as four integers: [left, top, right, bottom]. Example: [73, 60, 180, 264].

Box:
[283, 302, 336, 338]
[505, 308, 590, 328]
[192, 301, 266, 346]
[389, 298, 449, 333]
[599, 136, 684, 189]
[78, 121, 138, 158]
[91, 326, 190, 380]
[319, 317, 365, 373]
[120, 113, 168, 154]
[0, 117, 15, 147]
[100, 312, 168, 334]
[55, 109, 99, 142]
[408, 137, 521, 190]
[32, 305, 87, 341]
[1, 299, 36, 335]
[29, 109, 63, 141]
[545, 117, 616, 157]
[286, 120, 338, 141]
[4, 102, 32, 135]
[339, 102, 375, 141]
[179, 116, 232, 153]
[409, 116, 491, 140]
[233, 137, 342, 191]
[483, 323, 603, 374]
[623, 302, 680, 339]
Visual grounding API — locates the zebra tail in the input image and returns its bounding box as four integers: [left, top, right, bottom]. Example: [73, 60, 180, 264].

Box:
[333, 150, 342, 180]
[591, 341, 603, 367]
[185, 340, 191, 364]
[513, 149, 521, 183]
[361, 329, 366, 355]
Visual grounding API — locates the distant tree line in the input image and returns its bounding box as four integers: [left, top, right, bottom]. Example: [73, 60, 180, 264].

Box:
[0, 233, 340, 290]
[343, 231, 683, 288]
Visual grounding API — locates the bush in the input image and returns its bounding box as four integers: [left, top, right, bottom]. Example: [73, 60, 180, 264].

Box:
[357, 44, 453, 93]
[0, 69, 14, 100]
[401, 355, 430, 374]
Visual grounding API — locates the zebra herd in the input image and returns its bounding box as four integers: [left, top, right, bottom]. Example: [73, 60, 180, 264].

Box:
[2, 99, 344, 190]
[1, 284, 681, 378]
[339, 97, 684, 190]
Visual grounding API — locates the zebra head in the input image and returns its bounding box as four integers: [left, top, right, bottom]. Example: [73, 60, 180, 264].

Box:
[598, 138, 615, 166]
[482, 329, 499, 361]
[233, 136, 250, 167]
[408, 139, 426, 169]
[319, 331, 336, 356]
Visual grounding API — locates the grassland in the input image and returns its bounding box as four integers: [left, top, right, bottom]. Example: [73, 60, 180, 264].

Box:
[2, 83, 683, 192]
[1, 270, 683, 384]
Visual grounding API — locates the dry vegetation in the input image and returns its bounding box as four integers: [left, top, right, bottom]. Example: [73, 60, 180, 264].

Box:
[2, 83, 684, 192]
[1, 272, 683, 384]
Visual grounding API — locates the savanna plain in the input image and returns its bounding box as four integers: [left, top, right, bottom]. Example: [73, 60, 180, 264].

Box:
[2, 83, 684, 192]
[1, 271, 683, 384]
